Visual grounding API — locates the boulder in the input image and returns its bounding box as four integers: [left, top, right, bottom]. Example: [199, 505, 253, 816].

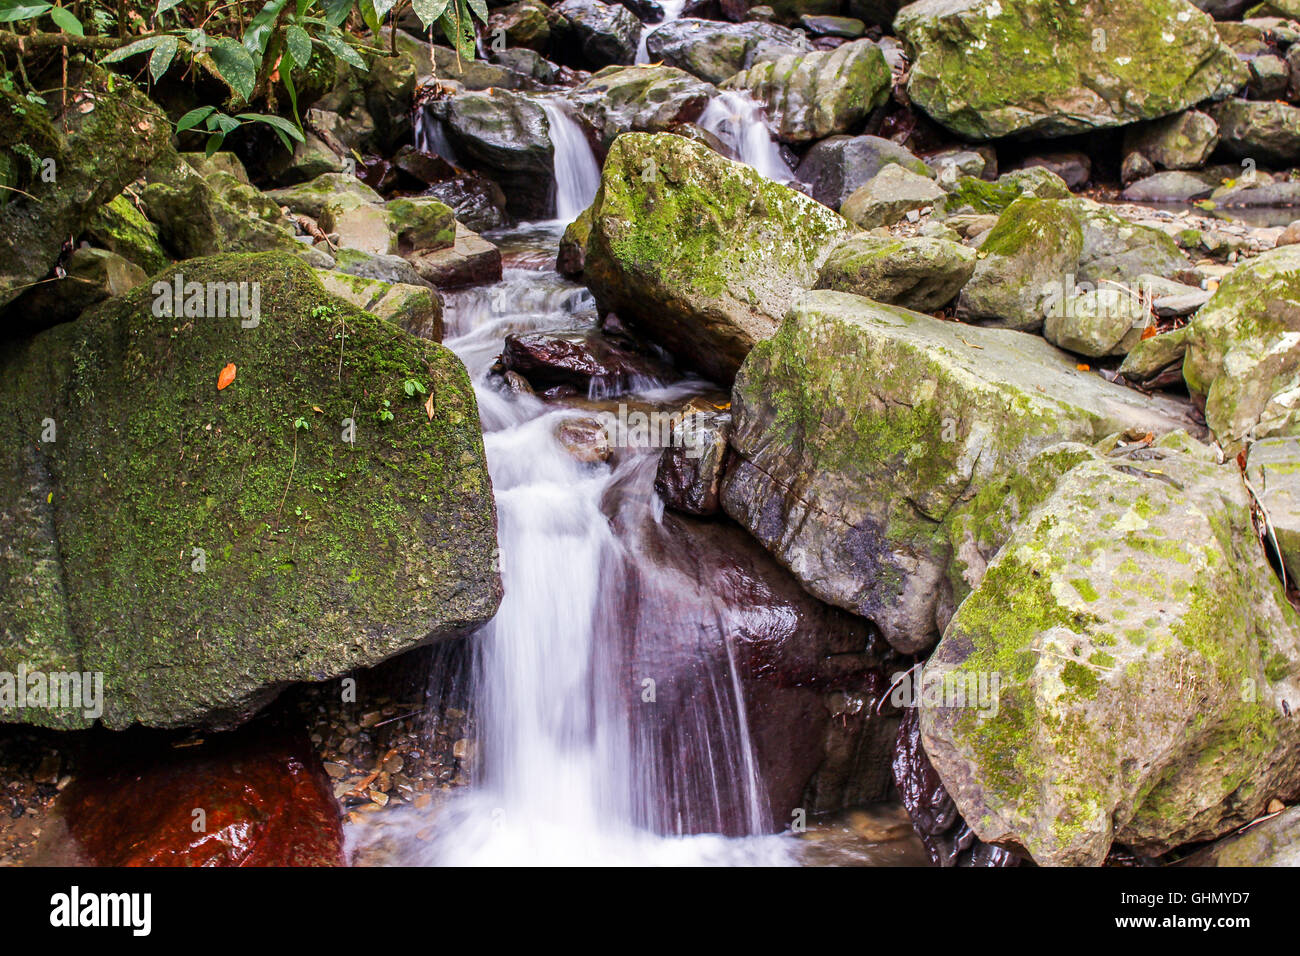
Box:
[500, 328, 675, 391]
[1124, 110, 1221, 170]
[582, 132, 855, 383]
[566, 64, 716, 150]
[722, 39, 891, 142]
[6, 248, 147, 332]
[1043, 288, 1149, 358]
[894, 0, 1246, 140]
[815, 234, 976, 311]
[721, 290, 1204, 652]
[554, 0, 643, 69]
[314, 270, 444, 341]
[489, 0, 568, 52]
[436, 89, 555, 219]
[1014, 152, 1091, 190]
[644, 18, 811, 83]
[85, 196, 171, 275]
[1208, 99, 1300, 168]
[653, 399, 733, 515]
[1183, 245, 1300, 455]
[1182, 805, 1300, 866]
[938, 166, 1071, 216]
[0, 253, 500, 729]
[1246, 437, 1300, 586]
[796, 135, 932, 210]
[1120, 170, 1218, 203]
[409, 222, 505, 288]
[923, 435, 1300, 866]
[1119, 326, 1191, 388]
[840, 165, 946, 227]
[0, 63, 170, 310]
[266, 173, 384, 220]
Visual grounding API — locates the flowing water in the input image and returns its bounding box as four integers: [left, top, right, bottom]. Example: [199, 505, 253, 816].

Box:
[635, 0, 689, 65]
[540, 100, 602, 221]
[698, 90, 795, 183]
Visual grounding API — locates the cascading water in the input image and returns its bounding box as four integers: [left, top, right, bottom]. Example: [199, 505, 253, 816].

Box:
[347, 223, 792, 866]
[540, 100, 602, 222]
[698, 90, 794, 183]
[635, 0, 688, 65]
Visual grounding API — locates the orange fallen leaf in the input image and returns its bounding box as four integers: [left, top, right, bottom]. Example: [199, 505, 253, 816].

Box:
[1205, 279, 1220, 292]
[1141, 325, 1158, 340]
[1076, 363, 1090, 371]
[1237, 449, 1248, 470]
[217, 363, 237, 390]
[424, 391, 435, 421]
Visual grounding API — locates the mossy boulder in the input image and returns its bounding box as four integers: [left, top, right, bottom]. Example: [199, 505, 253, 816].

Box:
[314, 269, 444, 341]
[582, 132, 855, 383]
[721, 290, 1204, 652]
[0, 253, 500, 729]
[85, 196, 171, 275]
[1120, 326, 1191, 387]
[7, 247, 147, 332]
[722, 39, 891, 143]
[266, 173, 384, 221]
[922, 435, 1300, 866]
[644, 18, 811, 84]
[1, 63, 171, 310]
[1183, 245, 1300, 455]
[938, 167, 1070, 217]
[895, 0, 1246, 140]
[384, 198, 457, 255]
[566, 65, 717, 151]
[1207, 98, 1300, 168]
[1123, 110, 1220, 171]
[1043, 288, 1149, 358]
[840, 165, 946, 227]
[815, 234, 975, 311]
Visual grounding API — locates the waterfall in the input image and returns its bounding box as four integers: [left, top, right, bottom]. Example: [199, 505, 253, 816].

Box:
[413, 109, 460, 166]
[635, 0, 689, 65]
[541, 101, 601, 223]
[698, 90, 794, 183]
[350, 225, 792, 865]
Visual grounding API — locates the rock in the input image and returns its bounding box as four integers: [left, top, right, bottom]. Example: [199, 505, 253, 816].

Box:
[939, 166, 1071, 216]
[1121, 151, 1158, 187]
[0, 62, 170, 310]
[1182, 805, 1300, 866]
[424, 174, 510, 233]
[85, 195, 171, 275]
[332, 247, 432, 288]
[566, 64, 716, 150]
[1044, 289, 1149, 358]
[582, 132, 855, 383]
[266, 173, 384, 220]
[141, 152, 301, 260]
[796, 135, 932, 210]
[923, 435, 1300, 866]
[263, 131, 346, 185]
[6, 248, 147, 332]
[1184, 245, 1300, 454]
[1279, 221, 1300, 249]
[607, 472, 902, 831]
[1212, 181, 1300, 207]
[317, 194, 394, 257]
[555, 415, 614, 463]
[644, 18, 811, 83]
[1120, 326, 1191, 388]
[1248, 53, 1291, 100]
[1209, 99, 1300, 167]
[52, 721, 344, 866]
[1014, 152, 1091, 189]
[1071, 201, 1190, 286]
[1121, 170, 1218, 203]
[721, 290, 1205, 652]
[0, 253, 500, 729]
[841, 165, 945, 228]
[1247, 437, 1300, 585]
[501, 328, 674, 391]
[800, 13, 866, 36]
[558, 206, 593, 276]
[722, 39, 891, 143]
[815, 234, 976, 311]
[315, 270, 444, 341]
[1124, 110, 1221, 170]
[409, 223, 504, 288]
[653, 400, 733, 515]
[491, 47, 563, 86]
[489, 0, 567, 52]
[554, 0, 643, 69]
[895, 0, 1246, 140]
[384, 198, 458, 255]
[958, 198, 1084, 331]
[437, 89, 554, 219]
[927, 147, 997, 183]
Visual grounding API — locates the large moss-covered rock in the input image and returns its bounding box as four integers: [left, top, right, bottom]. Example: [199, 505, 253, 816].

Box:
[314, 269, 444, 341]
[1123, 110, 1220, 171]
[922, 435, 1300, 866]
[582, 132, 855, 383]
[721, 291, 1203, 652]
[644, 18, 811, 84]
[566, 64, 717, 150]
[1246, 437, 1300, 586]
[1, 63, 170, 309]
[722, 39, 891, 143]
[1182, 805, 1300, 867]
[0, 253, 500, 729]
[85, 196, 171, 275]
[1183, 245, 1300, 455]
[815, 234, 975, 311]
[894, 0, 1246, 140]
[266, 173, 384, 220]
[1207, 98, 1300, 168]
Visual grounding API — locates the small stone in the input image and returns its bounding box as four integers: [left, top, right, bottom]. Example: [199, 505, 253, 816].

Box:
[367, 790, 389, 807]
[383, 754, 405, 774]
[359, 710, 382, 728]
[323, 761, 347, 779]
[1269, 798, 1286, 814]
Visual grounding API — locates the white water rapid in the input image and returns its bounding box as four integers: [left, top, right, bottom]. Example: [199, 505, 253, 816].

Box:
[540, 100, 602, 222]
[635, 0, 688, 65]
[698, 90, 794, 183]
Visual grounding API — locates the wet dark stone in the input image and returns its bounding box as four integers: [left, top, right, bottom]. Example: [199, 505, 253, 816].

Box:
[621, 0, 664, 21]
[357, 155, 400, 193]
[501, 328, 675, 393]
[52, 718, 344, 866]
[392, 145, 459, 187]
[892, 707, 1020, 867]
[424, 175, 510, 233]
[653, 401, 732, 516]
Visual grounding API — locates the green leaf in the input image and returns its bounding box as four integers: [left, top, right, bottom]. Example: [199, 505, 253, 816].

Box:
[321, 0, 352, 27]
[48, 5, 83, 34]
[237, 112, 305, 143]
[285, 24, 312, 68]
[358, 0, 381, 36]
[411, 0, 450, 29]
[320, 31, 367, 71]
[175, 105, 216, 133]
[210, 37, 257, 102]
[466, 0, 488, 24]
[154, 0, 183, 16]
[373, 0, 398, 16]
[100, 35, 166, 62]
[439, 5, 475, 61]
[0, 2, 53, 24]
[244, 0, 289, 57]
[204, 131, 226, 158]
[148, 34, 178, 82]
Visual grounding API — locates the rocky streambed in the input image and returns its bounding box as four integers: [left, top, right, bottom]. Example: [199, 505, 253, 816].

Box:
[4, 0, 1300, 869]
